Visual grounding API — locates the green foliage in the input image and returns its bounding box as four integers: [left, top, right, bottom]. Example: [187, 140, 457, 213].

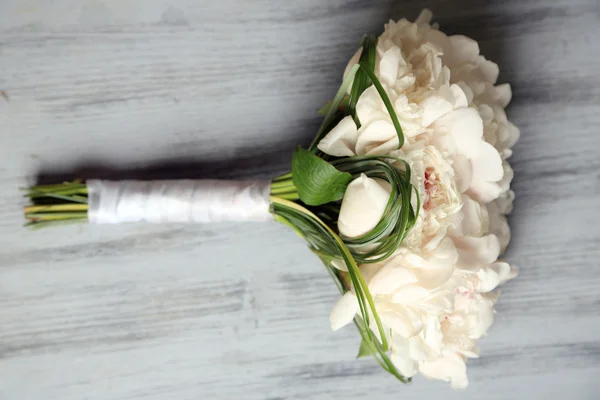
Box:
[291, 147, 352, 206]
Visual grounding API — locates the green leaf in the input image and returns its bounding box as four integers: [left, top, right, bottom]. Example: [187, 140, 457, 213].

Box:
[357, 63, 405, 148]
[348, 35, 377, 128]
[357, 339, 377, 358]
[292, 147, 352, 206]
[317, 96, 350, 116]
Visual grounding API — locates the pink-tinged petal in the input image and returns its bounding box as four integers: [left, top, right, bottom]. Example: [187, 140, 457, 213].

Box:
[330, 292, 358, 331]
[471, 141, 504, 182]
[453, 154, 472, 193]
[317, 116, 358, 157]
[433, 108, 483, 159]
[454, 235, 501, 268]
[355, 120, 399, 156]
[467, 180, 502, 203]
[369, 266, 418, 295]
[379, 46, 404, 86]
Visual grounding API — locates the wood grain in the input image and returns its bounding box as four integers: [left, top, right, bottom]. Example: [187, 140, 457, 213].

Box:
[1, 0, 599, 399]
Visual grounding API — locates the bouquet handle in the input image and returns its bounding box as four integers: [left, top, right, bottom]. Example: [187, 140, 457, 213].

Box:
[87, 179, 272, 224]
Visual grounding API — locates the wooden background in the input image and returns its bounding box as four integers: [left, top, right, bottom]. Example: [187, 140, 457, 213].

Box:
[1, 0, 599, 398]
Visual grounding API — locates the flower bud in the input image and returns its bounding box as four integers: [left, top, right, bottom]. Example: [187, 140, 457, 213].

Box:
[337, 174, 391, 238]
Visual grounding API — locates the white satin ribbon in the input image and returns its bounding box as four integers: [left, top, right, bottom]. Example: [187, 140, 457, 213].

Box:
[87, 179, 272, 224]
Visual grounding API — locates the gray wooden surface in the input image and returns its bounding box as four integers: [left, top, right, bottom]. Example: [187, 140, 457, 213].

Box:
[1, 0, 599, 399]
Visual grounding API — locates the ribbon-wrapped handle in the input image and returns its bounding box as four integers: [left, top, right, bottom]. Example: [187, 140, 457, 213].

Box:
[87, 180, 272, 224]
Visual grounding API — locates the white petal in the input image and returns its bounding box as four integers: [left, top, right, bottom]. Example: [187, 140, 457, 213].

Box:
[452, 154, 473, 193]
[359, 262, 385, 286]
[467, 298, 495, 339]
[476, 261, 516, 293]
[330, 258, 348, 272]
[420, 94, 454, 127]
[471, 141, 504, 182]
[456, 81, 474, 104]
[433, 108, 483, 159]
[338, 174, 391, 238]
[380, 308, 424, 338]
[418, 353, 469, 389]
[415, 8, 433, 26]
[355, 86, 386, 126]
[478, 57, 499, 83]
[317, 116, 358, 156]
[391, 285, 430, 303]
[448, 35, 480, 66]
[390, 336, 418, 377]
[379, 46, 403, 87]
[454, 235, 501, 268]
[414, 263, 454, 290]
[494, 83, 512, 108]
[467, 180, 502, 203]
[451, 84, 469, 109]
[450, 194, 484, 237]
[355, 120, 399, 156]
[330, 292, 358, 331]
[369, 266, 418, 295]
[487, 201, 511, 253]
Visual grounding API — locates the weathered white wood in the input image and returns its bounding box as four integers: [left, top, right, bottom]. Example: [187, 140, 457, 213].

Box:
[1, 0, 599, 398]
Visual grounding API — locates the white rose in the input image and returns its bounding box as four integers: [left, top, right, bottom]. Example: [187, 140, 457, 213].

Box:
[337, 174, 391, 238]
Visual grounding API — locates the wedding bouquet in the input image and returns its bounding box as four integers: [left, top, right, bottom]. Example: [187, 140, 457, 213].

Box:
[23, 10, 519, 389]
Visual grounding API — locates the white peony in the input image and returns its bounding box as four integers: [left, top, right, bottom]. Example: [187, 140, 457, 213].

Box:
[325, 9, 519, 389]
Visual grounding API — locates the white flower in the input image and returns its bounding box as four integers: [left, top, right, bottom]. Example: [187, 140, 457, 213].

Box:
[326, 9, 520, 388]
[337, 174, 391, 238]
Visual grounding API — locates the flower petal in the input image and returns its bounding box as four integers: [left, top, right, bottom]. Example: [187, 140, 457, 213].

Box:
[454, 235, 501, 268]
[420, 96, 454, 128]
[453, 154, 472, 193]
[330, 258, 348, 272]
[355, 86, 387, 127]
[379, 46, 405, 86]
[467, 179, 502, 203]
[355, 120, 399, 156]
[369, 265, 418, 295]
[380, 308, 424, 338]
[391, 335, 418, 377]
[329, 292, 359, 331]
[317, 115, 358, 156]
[338, 174, 391, 238]
[433, 108, 483, 159]
[448, 35, 480, 66]
[391, 285, 430, 303]
[418, 353, 469, 389]
[471, 141, 504, 182]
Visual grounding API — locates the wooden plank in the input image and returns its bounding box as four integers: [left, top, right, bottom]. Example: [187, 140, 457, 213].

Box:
[1, 0, 599, 399]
